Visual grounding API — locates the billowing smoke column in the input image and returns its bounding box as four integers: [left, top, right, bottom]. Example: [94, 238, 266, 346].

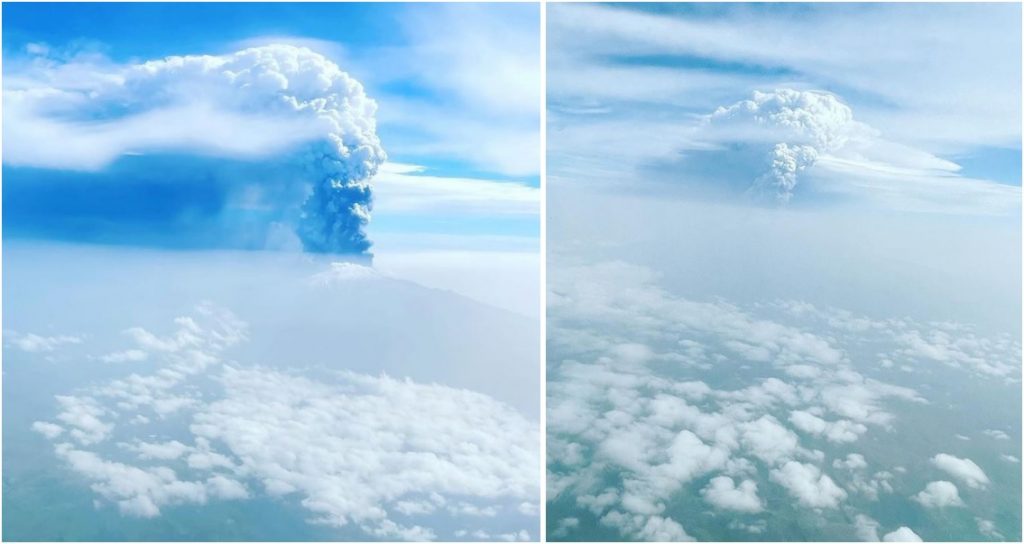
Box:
[707, 89, 862, 202]
[9, 45, 386, 254]
[126, 45, 386, 253]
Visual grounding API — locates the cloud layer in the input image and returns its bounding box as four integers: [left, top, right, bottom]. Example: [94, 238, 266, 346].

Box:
[546, 258, 1019, 541]
[29, 296, 538, 541]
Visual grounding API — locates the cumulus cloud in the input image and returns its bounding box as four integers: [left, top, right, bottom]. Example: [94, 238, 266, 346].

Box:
[5, 44, 386, 254]
[977, 518, 1004, 539]
[982, 429, 1010, 440]
[54, 394, 113, 445]
[600, 511, 693, 542]
[33, 303, 538, 541]
[789, 410, 867, 443]
[551, 517, 580, 538]
[701, 476, 763, 513]
[882, 527, 923, 542]
[545, 259, 962, 539]
[833, 453, 868, 471]
[931, 454, 989, 489]
[31, 421, 64, 439]
[896, 328, 1020, 379]
[914, 480, 965, 508]
[853, 514, 881, 541]
[191, 366, 538, 537]
[125, 440, 191, 461]
[769, 461, 847, 509]
[780, 300, 1021, 385]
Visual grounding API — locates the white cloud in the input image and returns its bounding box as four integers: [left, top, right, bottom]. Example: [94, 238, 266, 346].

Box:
[833, 453, 868, 471]
[701, 476, 763, 513]
[373, 162, 538, 216]
[882, 527, 923, 542]
[125, 440, 191, 461]
[611, 343, 655, 365]
[913, 481, 965, 508]
[548, 3, 1020, 151]
[53, 442, 216, 518]
[809, 154, 1020, 216]
[458, 529, 532, 542]
[186, 450, 235, 472]
[5, 101, 326, 171]
[740, 416, 802, 465]
[447, 503, 498, 517]
[516, 502, 538, 516]
[976, 518, 1004, 539]
[230, 374, 538, 532]
[55, 395, 113, 445]
[769, 461, 847, 509]
[600, 511, 693, 542]
[551, 517, 579, 538]
[789, 410, 867, 443]
[206, 474, 250, 500]
[375, 96, 539, 178]
[5, 45, 382, 175]
[4, 331, 83, 353]
[31, 421, 64, 439]
[931, 454, 990, 489]
[374, 5, 539, 177]
[35, 304, 538, 541]
[983, 429, 1010, 440]
[546, 259, 950, 539]
[853, 514, 881, 541]
[99, 349, 149, 363]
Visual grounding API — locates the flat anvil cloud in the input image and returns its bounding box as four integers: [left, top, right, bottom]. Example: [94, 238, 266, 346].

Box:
[4, 44, 386, 254]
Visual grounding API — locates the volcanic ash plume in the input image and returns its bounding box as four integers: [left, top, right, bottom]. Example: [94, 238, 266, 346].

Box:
[131, 45, 386, 254]
[8, 44, 386, 254]
[707, 89, 863, 202]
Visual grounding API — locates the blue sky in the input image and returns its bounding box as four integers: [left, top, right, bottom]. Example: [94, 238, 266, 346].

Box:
[547, 2, 1021, 213]
[3, 3, 540, 253]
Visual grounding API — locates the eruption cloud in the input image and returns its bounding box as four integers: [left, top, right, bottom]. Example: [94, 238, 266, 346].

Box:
[707, 89, 864, 202]
[122, 45, 385, 254]
[5, 45, 386, 254]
